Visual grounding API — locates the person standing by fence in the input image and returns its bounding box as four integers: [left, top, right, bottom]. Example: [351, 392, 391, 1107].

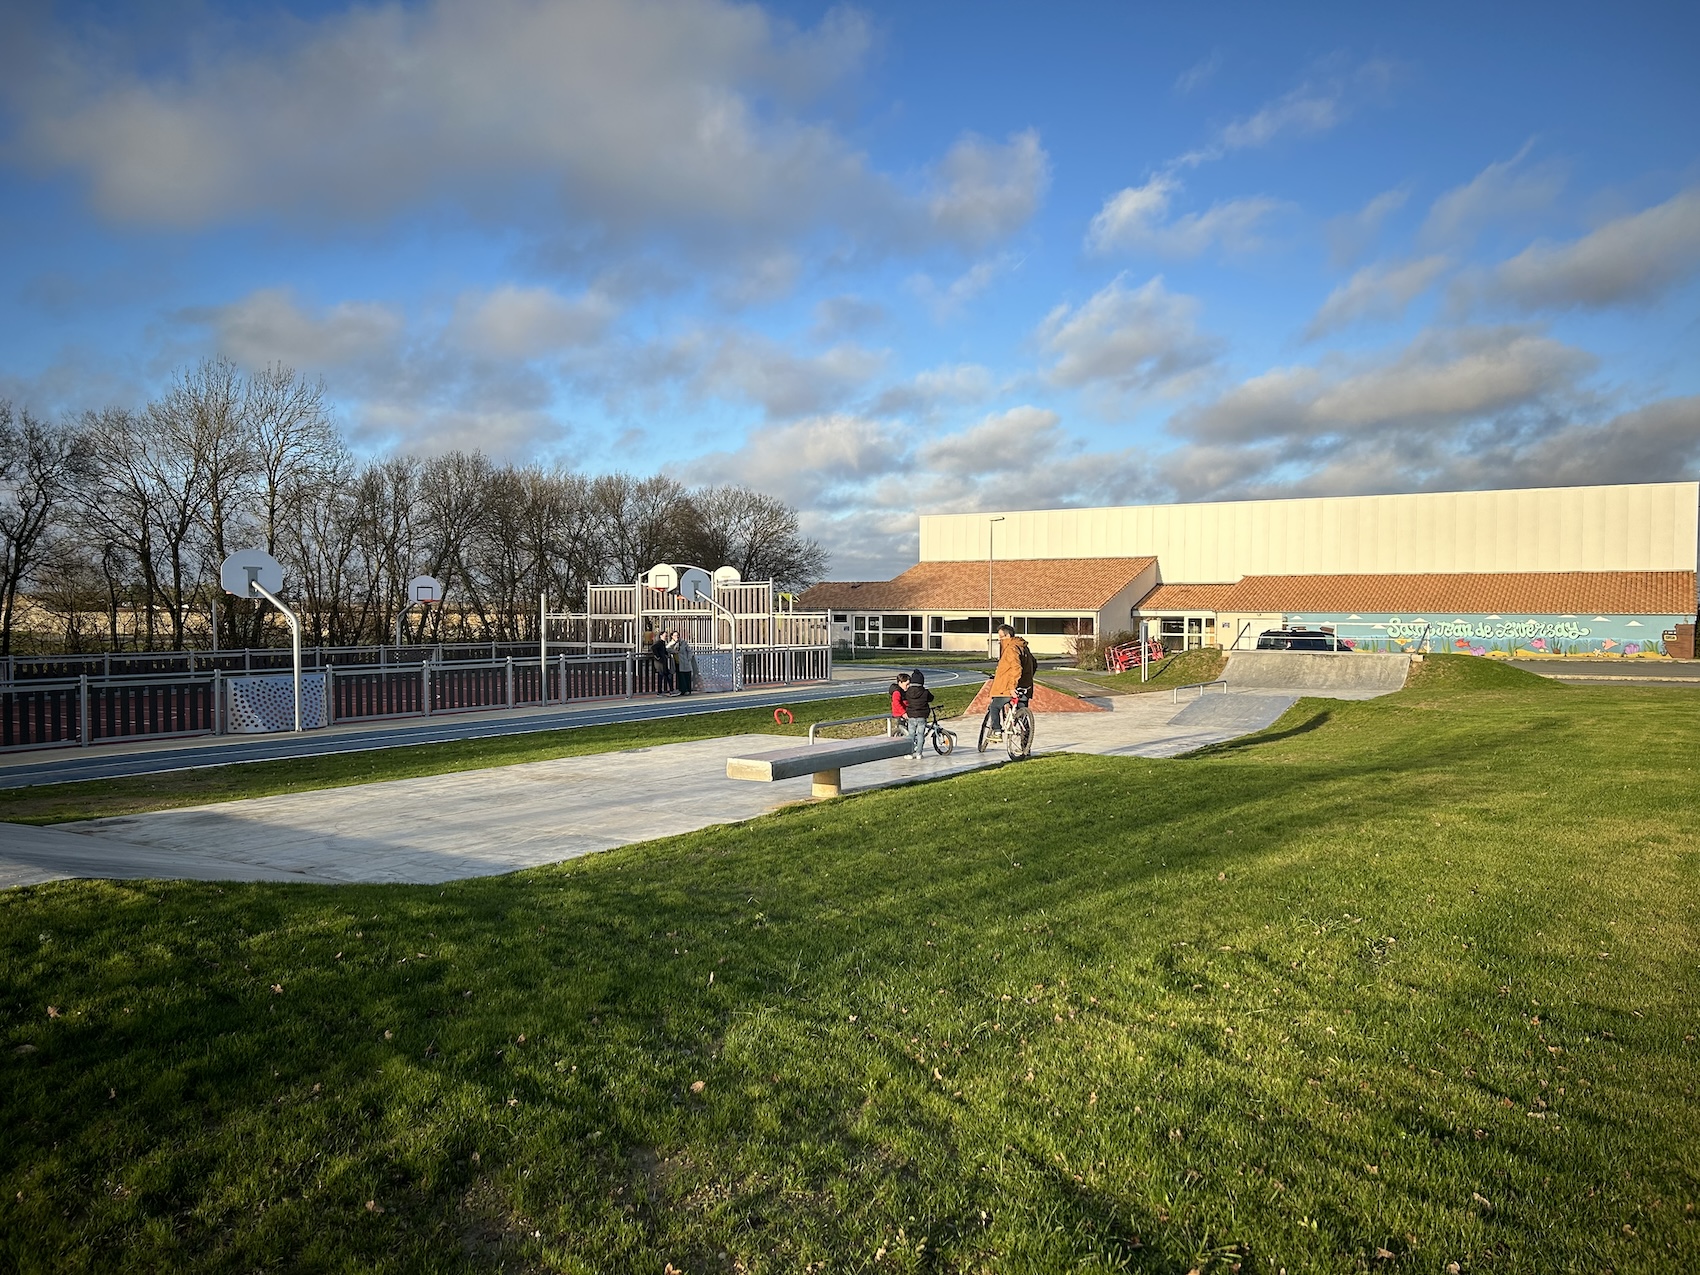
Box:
[675, 631, 699, 695]
[652, 629, 674, 695]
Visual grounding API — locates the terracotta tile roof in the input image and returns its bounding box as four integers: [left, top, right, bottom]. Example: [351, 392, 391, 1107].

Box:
[799, 557, 1156, 613]
[1218, 571, 1698, 616]
[1135, 582, 1239, 612]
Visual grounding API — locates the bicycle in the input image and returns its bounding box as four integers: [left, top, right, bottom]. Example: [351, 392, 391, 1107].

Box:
[915, 707, 956, 756]
[977, 685, 1035, 759]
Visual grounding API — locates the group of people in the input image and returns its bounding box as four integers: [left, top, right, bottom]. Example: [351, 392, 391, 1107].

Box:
[648, 629, 699, 696]
[888, 624, 1037, 758]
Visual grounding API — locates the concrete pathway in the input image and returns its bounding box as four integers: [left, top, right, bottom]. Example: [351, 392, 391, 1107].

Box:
[0, 669, 983, 791]
[0, 690, 1299, 889]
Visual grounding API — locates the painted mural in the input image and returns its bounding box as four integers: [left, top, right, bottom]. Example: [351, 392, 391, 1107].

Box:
[1280, 612, 1689, 658]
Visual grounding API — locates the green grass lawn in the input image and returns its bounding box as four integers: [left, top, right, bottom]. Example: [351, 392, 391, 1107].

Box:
[0, 686, 981, 826]
[2, 657, 1696, 1272]
[1046, 646, 1230, 695]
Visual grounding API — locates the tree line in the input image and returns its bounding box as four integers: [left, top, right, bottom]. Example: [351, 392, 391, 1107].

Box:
[0, 359, 827, 656]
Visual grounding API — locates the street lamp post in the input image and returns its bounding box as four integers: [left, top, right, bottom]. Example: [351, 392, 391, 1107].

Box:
[987, 515, 1005, 656]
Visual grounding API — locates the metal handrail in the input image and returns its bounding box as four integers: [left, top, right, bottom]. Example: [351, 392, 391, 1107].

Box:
[1172, 679, 1229, 704]
[808, 713, 899, 744]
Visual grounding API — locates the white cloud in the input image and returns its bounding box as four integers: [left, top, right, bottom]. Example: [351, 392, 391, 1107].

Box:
[1174, 51, 1222, 95]
[207, 288, 405, 368]
[1086, 174, 1282, 257]
[685, 412, 908, 509]
[1421, 141, 1565, 246]
[919, 406, 1060, 477]
[1177, 325, 1592, 448]
[908, 253, 1018, 320]
[1038, 274, 1218, 404]
[1305, 255, 1451, 337]
[451, 285, 616, 359]
[926, 130, 1050, 250]
[10, 0, 1045, 260]
[685, 331, 888, 419]
[1488, 188, 1700, 310]
[1175, 59, 1394, 167]
[1325, 185, 1410, 268]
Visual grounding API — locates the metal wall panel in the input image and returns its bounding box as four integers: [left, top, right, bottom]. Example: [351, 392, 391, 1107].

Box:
[916, 482, 1700, 578]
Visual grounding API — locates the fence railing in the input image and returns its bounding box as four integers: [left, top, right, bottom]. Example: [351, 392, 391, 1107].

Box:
[0, 645, 831, 754]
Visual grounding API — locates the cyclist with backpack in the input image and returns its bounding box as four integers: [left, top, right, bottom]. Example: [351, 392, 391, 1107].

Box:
[982, 623, 1037, 742]
[901, 669, 935, 758]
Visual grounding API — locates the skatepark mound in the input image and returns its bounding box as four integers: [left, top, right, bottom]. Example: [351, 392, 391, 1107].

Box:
[964, 682, 1107, 717]
[1405, 653, 1562, 692]
[1223, 649, 1411, 699]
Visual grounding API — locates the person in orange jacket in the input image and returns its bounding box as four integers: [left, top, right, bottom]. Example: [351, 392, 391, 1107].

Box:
[982, 623, 1036, 738]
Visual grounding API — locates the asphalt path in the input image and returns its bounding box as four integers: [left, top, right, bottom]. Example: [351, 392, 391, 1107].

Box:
[0, 667, 984, 790]
[1508, 659, 1700, 683]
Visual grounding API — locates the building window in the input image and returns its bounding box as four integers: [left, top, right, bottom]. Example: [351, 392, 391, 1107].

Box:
[939, 616, 989, 635]
[832, 613, 848, 624]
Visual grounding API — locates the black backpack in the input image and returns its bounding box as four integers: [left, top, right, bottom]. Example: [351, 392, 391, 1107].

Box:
[1017, 641, 1038, 686]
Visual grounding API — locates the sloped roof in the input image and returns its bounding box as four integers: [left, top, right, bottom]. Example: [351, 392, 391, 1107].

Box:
[1135, 582, 1239, 612]
[800, 557, 1156, 613]
[1219, 571, 1698, 616]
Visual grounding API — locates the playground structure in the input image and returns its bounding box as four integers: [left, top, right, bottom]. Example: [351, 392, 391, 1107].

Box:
[541, 564, 831, 692]
[1, 563, 832, 752]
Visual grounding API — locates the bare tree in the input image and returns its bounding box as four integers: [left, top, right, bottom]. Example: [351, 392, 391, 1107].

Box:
[0, 403, 94, 655]
[683, 484, 827, 589]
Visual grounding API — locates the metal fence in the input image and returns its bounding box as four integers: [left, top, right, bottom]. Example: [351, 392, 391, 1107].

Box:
[0, 646, 830, 753]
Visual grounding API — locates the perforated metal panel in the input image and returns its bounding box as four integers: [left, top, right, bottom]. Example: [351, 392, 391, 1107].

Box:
[227, 674, 327, 732]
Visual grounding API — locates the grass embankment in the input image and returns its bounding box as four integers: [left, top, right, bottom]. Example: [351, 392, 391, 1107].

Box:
[3, 658, 1698, 1272]
[0, 686, 982, 826]
[1047, 646, 1229, 695]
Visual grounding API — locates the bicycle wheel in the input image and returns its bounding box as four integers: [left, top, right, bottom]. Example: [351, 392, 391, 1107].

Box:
[1006, 708, 1034, 759]
[976, 714, 992, 753]
[933, 727, 956, 756]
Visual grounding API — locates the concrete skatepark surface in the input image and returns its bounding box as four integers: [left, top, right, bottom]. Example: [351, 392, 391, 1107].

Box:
[1223, 650, 1411, 699]
[0, 690, 1303, 889]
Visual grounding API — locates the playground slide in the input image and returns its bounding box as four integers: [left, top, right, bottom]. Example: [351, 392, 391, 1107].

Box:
[1222, 650, 1411, 699]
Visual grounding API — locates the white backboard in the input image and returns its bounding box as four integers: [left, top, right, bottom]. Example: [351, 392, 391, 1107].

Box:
[220, 549, 284, 597]
[712, 565, 742, 586]
[644, 563, 679, 591]
[408, 574, 443, 605]
[679, 567, 712, 600]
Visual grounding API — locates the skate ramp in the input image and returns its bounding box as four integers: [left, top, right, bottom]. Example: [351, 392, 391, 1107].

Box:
[1169, 692, 1299, 735]
[1223, 651, 1410, 700]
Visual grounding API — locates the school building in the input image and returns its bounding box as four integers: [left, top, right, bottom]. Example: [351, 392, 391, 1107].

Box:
[799, 481, 1700, 659]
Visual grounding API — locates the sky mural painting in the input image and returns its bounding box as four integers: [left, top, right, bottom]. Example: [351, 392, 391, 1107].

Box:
[0, 3, 1697, 579]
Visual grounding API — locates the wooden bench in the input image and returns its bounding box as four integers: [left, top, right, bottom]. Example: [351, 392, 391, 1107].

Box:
[726, 735, 915, 798]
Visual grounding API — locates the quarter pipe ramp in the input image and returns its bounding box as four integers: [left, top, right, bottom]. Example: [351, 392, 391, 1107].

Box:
[1223, 650, 1411, 699]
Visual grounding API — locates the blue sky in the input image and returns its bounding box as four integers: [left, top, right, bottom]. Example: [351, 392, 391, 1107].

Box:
[2, 0, 1697, 576]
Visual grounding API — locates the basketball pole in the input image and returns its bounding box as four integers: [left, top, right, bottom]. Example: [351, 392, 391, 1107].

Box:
[248, 578, 303, 733]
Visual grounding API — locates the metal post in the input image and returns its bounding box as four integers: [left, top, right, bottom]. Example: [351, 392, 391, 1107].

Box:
[422, 659, 432, 716]
[987, 515, 1005, 657]
[505, 655, 514, 709]
[324, 664, 334, 725]
[78, 673, 90, 746]
[211, 598, 219, 654]
[559, 653, 567, 703]
[249, 580, 303, 732]
[624, 654, 632, 698]
[213, 668, 223, 735]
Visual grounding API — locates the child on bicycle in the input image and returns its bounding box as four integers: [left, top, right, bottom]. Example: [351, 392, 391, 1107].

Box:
[901, 669, 934, 757]
[889, 672, 911, 726]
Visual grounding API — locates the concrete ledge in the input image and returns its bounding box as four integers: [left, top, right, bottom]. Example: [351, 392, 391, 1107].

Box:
[726, 736, 915, 785]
